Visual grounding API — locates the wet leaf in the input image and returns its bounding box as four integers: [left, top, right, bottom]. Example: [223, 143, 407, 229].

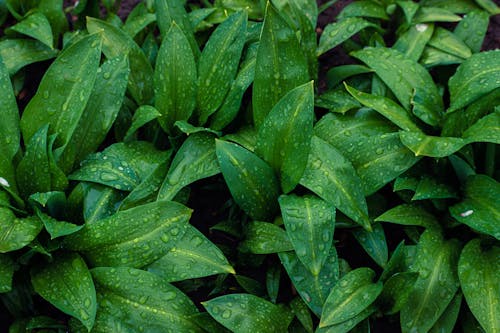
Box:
[413, 7, 462, 22]
[454, 10, 489, 53]
[475, 0, 500, 14]
[91, 267, 201, 332]
[448, 50, 500, 112]
[0, 253, 14, 292]
[7, 12, 53, 48]
[393, 23, 434, 62]
[400, 230, 461, 333]
[255, 81, 314, 193]
[315, 90, 361, 114]
[279, 194, 335, 275]
[458, 239, 500, 333]
[299, 136, 371, 230]
[64, 201, 191, 267]
[378, 272, 419, 314]
[428, 27, 472, 59]
[216, 139, 280, 221]
[197, 11, 247, 125]
[316, 306, 376, 333]
[399, 131, 467, 157]
[239, 221, 293, 254]
[203, 293, 292, 333]
[279, 248, 339, 316]
[124, 105, 161, 142]
[20, 33, 102, 148]
[429, 292, 462, 333]
[253, 3, 309, 127]
[318, 17, 379, 56]
[326, 64, 373, 88]
[320, 268, 382, 327]
[123, 12, 156, 37]
[0, 54, 20, 163]
[158, 132, 219, 201]
[290, 297, 313, 333]
[338, 1, 389, 20]
[450, 175, 500, 239]
[375, 204, 439, 228]
[463, 110, 500, 145]
[154, 23, 196, 134]
[0, 39, 57, 75]
[31, 253, 96, 331]
[83, 183, 125, 224]
[353, 223, 388, 268]
[36, 210, 83, 239]
[146, 224, 234, 282]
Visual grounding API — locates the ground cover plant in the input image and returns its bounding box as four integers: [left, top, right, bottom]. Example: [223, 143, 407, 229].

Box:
[0, 0, 499, 332]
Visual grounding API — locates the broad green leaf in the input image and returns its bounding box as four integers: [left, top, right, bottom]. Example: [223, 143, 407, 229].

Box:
[458, 239, 500, 333]
[197, 11, 247, 124]
[320, 268, 382, 327]
[353, 223, 388, 268]
[454, 10, 489, 53]
[255, 82, 314, 193]
[83, 184, 125, 224]
[449, 51, 500, 112]
[315, 90, 361, 114]
[393, 23, 435, 62]
[266, 264, 281, 303]
[400, 131, 467, 157]
[124, 105, 161, 142]
[317, 17, 379, 56]
[279, 194, 335, 275]
[154, 23, 196, 134]
[428, 27, 472, 59]
[190, 312, 231, 333]
[235, 274, 266, 296]
[0, 55, 20, 162]
[315, 113, 420, 195]
[338, 1, 389, 20]
[475, 0, 500, 14]
[7, 12, 53, 48]
[36, 210, 83, 239]
[429, 292, 462, 333]
[20, 33, 102, 147]
[91, 267, 201, 332]
[401, 230, 461, 333]
[0, 39, 57, 75]
[412, 177, 457, 200]
[216, 140, 280, 221]
[299, 136, 371, 230]
[375, 204, 439, 228]
[345, 84, 420, 131]
[450, 175, 500, 239]
[290, 297, 313, 333]
[421, 45, 464, 68]
[326, 64, 373, 88]
[0, 253, 14, 292]
[239, 221, 293, 254]
[378, 272, 418, 314]
[253, 3, 309, 127]
[203, 293, 292, 333]
[59, 55, 130, 172]
[87, 17, 154, 105]
[174, 120, 222, 136]
[31, 253, 96, 330]
[352, 47, 443, 126]
[37, 0, 68, 40]
[418, 0, 479, 13]
[316, 306, 376, 333]
[279, 248, 339, 316]
[222, 126, 258, 152]
[463, 110, 500, 145]
[158, 132, 219, 201]
[123, 12, 156, 37]
[379, 241, 407, 282]
[146, 224, 234, 282]
[64, 201, 191, 267]
[413, 7, 462, 22]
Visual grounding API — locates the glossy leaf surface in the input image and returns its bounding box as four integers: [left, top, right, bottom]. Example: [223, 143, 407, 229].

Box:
[0, 208, 42, 253]
[239, 221, 293, 254]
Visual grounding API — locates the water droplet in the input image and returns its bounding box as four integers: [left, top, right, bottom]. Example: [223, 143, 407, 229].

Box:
[221, 309, 232, 319]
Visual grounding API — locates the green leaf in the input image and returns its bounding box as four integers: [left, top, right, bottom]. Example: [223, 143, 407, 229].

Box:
[83, 184, 125, 224]
[158, 132, 220, 201]
[320, 268, 382, 327]
[344, 84, 420, 131]
[91, 267, 201, 332]
[378, 272, 419, 314]
[352, 47, 443, 126]
[299, 136, 371, 230]
[239, 221, 293, 254]
[326, 64, 373, 88]
[0, 253, 14, 292]
[174, 120, 222, 136]
[399, 131, 467, 157]
[315, 113, 420, 195]
[7, 12, 53, 48]
[454, 10, 489, 53]
[316, 306, 376, 333]
[353, 223, 388, 268]
[0, 55, 20, 163]
[87, 17, 154, 105]
[37, 0, 68, 40]
[290, 297, 313, 333]
[124, 105, 161, 142]
[279, 194, 335, 275]
[400, 230, 461, 333]
[429, 292, 462, 333]
[216, 140, 280, 221]
[20, 32, 102, 148]
[428, 27, 472, 59]
[379, 241, 407, 282]
[36, 210, 83, 239]
[59, 55, 130, 171]
[0, 39, 58, 75]
[393, 23, 434, 62]
[146, 224, 234, 282]
[31, 253, 96, 331]
[279, 248, 339, 316]
[203, 293, 292, 333]
[317, 17, 379, 56]
[197, 11, 247, 125]
[412, 176, 457, 200]
[253, 3, 309, 127]
[64, 201, 192, 267]
[154, 23, 196, 134]
[421, 46, 464, 68]
[475, 0, 500, 14]
[338, 1, 389, 20]
[450, 175, 500, 239]
[463, 110, 500, 145]
[375, 204, 439, 228]
[255, 81, 314, 193]
[123, 12, 156, 37]
[458, 239, 500, 333]
[449, 50, 500, 112]
[413, 7, 462, 22]
[315, 90, 361, 114]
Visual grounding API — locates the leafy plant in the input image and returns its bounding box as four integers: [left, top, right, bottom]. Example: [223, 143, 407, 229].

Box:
[0, 0, 499, 332]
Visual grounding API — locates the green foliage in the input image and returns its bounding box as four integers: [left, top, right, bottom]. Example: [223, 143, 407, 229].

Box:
[0, 0, 498, 332]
